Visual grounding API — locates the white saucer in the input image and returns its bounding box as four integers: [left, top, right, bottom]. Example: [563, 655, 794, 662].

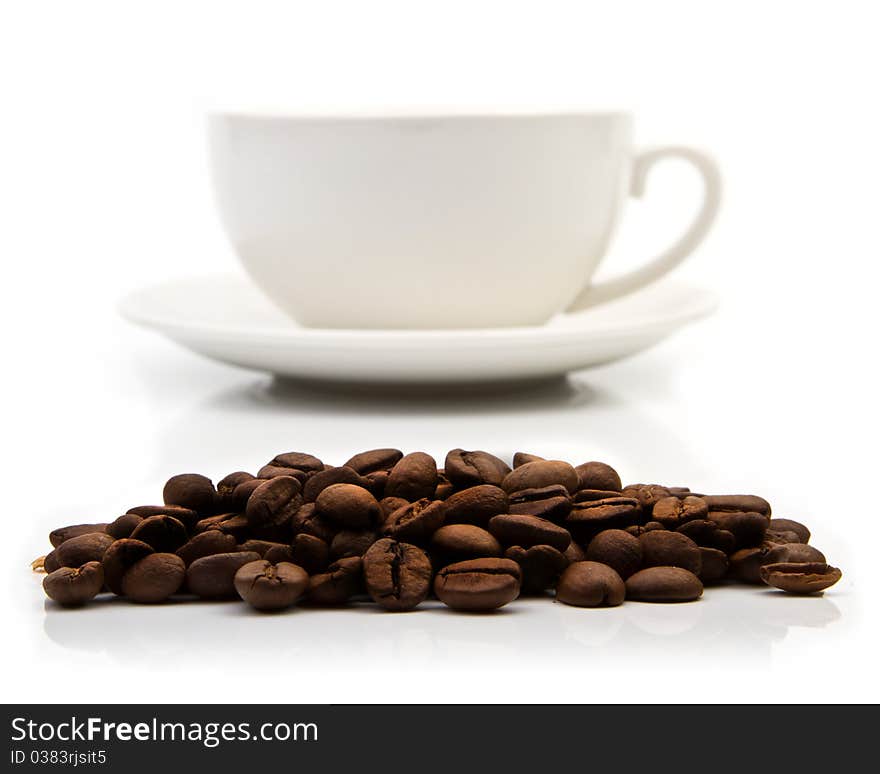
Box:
[120, 274, 718, 384]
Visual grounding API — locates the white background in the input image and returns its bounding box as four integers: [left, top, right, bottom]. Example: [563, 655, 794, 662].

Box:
[1, 0, 878, 703]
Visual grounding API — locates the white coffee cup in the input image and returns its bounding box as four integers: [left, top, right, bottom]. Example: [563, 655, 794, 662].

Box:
[208, 110, 720, 329]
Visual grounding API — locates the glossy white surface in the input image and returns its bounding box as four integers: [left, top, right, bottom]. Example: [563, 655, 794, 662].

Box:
[120, 275, 718, 382]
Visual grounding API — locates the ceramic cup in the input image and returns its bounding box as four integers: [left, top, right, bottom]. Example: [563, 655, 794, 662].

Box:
[208, 110, 720, 329]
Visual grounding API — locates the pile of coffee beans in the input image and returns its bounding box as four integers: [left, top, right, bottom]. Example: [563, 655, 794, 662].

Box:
[35, 449, 843, 612]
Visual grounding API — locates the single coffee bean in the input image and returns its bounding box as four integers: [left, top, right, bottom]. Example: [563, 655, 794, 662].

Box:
[566, 497, 642, 543]
[102, 539, 154, 595]
[760, 562, 841, 594]
[505, 545, 568, 594]
[49, 523, 109, 548]
[385, 452, 439, 501]
[129, 515, 188, 553]
[703, 494, 771, 517]
[186, 551, 262, 598]
[621, 484, 672, 515]
[234, 560, 309, 611]
[444, 449, 511, 488]
[698, 547, 729, 584]
[434, 558, 521, 611]
[765, 529, 803, 545]
[430, 525, 502, 565]
[257, 464, 309, 482]
[106, 513, 144, 539]
[624, 521, 666, 537]
[508, 485, 571, 524]
[707, 510, 769, 549]
[230, 478, 263, 510]
[728, 547, 771, 583]
[769, 518, 810, 544]
[585, 529, 642, 579]
[675, 520, 736, 554]
[43, 562, 104, 606]
[639, 531, 702, 575]
[763, 543, 826, 566]
[235, 539, 288, 557]
[246, 476, 303, 530]
[163, 473, 216, 515]
[433, 471, 455, 500]
[263, 544, 296, 564]
[512, 452, 544, 467]
[175, 531, 237, 566]
[307, 557, 363, 605]
[121, 553, 185, 603]
[127, 504, 201, 531]
[269, 451, 324, 475]
[315, 483, 381, 528]
[502, 460, 579, 495]
[364, 470, 389, 498]
[55, 532, 115, 568]
[652, 496, 708, 528]
[290, 533, 330, 575]
[487, 513, 571, 552]
[330, 529, 377, 560]
[198, 513, 253, 541]
[574, 462, 622, 493]
[363, 538, 432, 611]
[625, 566, 704, 602]
[291, 503, 336, 543]
[383, 499, 446, 544]
[564, 541, 587, 564]
[303, 466, 370, 502]
[574, 489, 630, 503]
[556, 561, 625, 607]
[216, 471, 256, 510]
[343, 448, 403, 475]
[442, 485, 509, 527]
[43, 550, 60, 573]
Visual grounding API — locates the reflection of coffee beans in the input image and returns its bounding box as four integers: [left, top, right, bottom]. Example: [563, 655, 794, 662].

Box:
[34, 450, 844, 613]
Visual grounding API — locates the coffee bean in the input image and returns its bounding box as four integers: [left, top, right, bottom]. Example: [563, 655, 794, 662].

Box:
[652, 495, 708, 528]
[197, 514, 252, 542]
[444, 449, 511, 488]
[556, 561, 625, 607]
[763, 543, 826, 566]
[639, 531, 702, 575]
[230, 478, 263, 510]
[574, 462, 622, 493]
[430, 524, 502, 565]
[442, 485, 509, 527]
[675, 520, 736, 554]
[269, 451, 324, 475]
[303, 466, 370, 502]
[760, 562, 841, 594]
[263, 544, 296, 564]
[383, 499, 445, 544]
[433, 471, 455, 500]
[566, 497, 642, 543]
[703, 494, 771, 517]
[307, 557, 363, 606]
[769, 518, 810, 544]
[505, 545, 568, 594]
[234, 560, 309, 611]
[625, 566, 703, 602]
[585, 529, 642, 579]
[508, 485, 571, 524]
[49, 523, 109, 548]
[246, 476, 303, 530]
[512, 452, 544, 467]
[106, 513, 144, 539]
[121, 553, 186, 603]
[257, 465, 308, 483]
[434, 558, 521, 611]
[363, 538, 432, 611]
[128, 504, 201, 531]
[379, 496, 410, 520]
[55, 532, 115, 568]
[101, 539, 155, 595]
[564, 541, 587, 564]
[385, 452, 439, 501]
[291, 503, 336, 543]
[186, 551, 262, 598]
[624, 521, 666, 536]
[315, 483, 381, 528]
[343, 448, 403, 475]
[502, 460, 579, 495]
[43, 550, 60, 573]
[765, 529, 803, 545]
[698, 547, 729, 583]
[129, 515, 188, 553]
[621, 484, 672, 515]
[574, 489, 631, 503]
[163, 474, 216, 515]
[175, 531, 237, 566]
[364, 470, 389, 498]
[216, 471, 256, 510]
[487, 513, 571, 551]
[707, 510, 769, 549]
[728, 547, 769, 583]
[290, 533, 330, 575]
[330, 529, 378, 559]
[43, 562, 104, 606]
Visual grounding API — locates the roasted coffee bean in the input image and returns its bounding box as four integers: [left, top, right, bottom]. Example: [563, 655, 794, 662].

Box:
[129, 515, 188, 553]
[234, 560, 309, 611]
[307, 557, 363, 606]
[703, 494, 771, 517]
[729, 547, 770, 583]
[43, 550, 60, 573]
[505, 545, 568, 594]
[269, 451, 324, 475]
[769, 518, 810, 544]
[203, 514, 253, 541]
[675, 520, 736, 554]
[566, 497, 642, 543]
[574, 462, 622, 493]
[652, 495, 708, 528]
[246, 476, 302, 530]
[508, 485, 571, 524]
[343, 448, 403, 475]
[763, 543, 826, 566]
[585, 529, 642, 579]
[444, 449, 511, 488]
[430, 524, 502, 565]
[765, 529, 803, 545]
[433, 472, 455, 500]
[383, 499, 445, 544]
[442, 485, 509, 527]
[512, 452, 544, 467]
[487, 514, 571, 552]
[315, 483, 381, 528]
[330, 529, 377, 560]
[385, 452, 439, 501]
[121, 553, 186, 603]
[626, 566, 704, 602]
[230, 478, 263, 510]
[621, 484, 672, 515]
[760, 562, 841, 594]
[106, 513, 143, 539]
[175, 531, 237, 566]
[556, 561, 625, 607]
[624, 521, 666, 537]
[102, 539, 155, 595]
[502, 460, 579, 495]
[186, 551, 262, 598]
[707, 510, 769, 549]
[698, 547, 729, 583]
[216, 471, 256, 510]
[574, 489, 630, 503]
[237, 539, 290, 558]
[43, 562, 104, 606]
[434, 558, 521, 611]
[163, 474, 216, 515]
[564, 541, 587, 564]
[291, 503, 336, 543]
[364, 470, 389, 498]
[55, 532, 115, 568]
[49, 523, 109, 548]
[290, 533, 329, 575]
[363, 538, 432, 611]
[379, 496, 410, 520]
[303, 466, 370, 502]
[257, 465, 308, 482]
[639, 531, 702, 575]
[263, 544, 296, 564]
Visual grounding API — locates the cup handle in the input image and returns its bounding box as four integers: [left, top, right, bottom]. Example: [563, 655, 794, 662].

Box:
[566, 146, 722, 312]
